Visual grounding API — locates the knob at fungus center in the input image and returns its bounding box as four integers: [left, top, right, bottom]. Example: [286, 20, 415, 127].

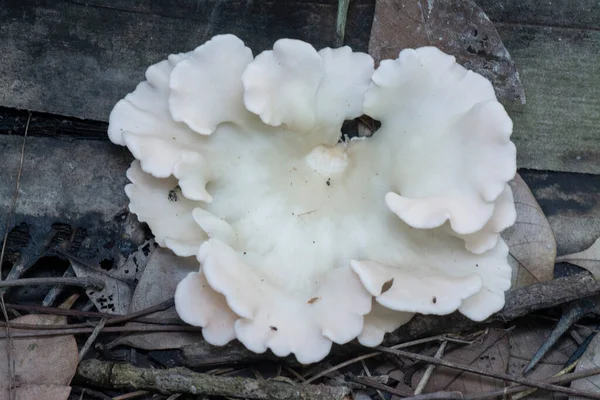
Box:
[305, 144, 349, 176]
[108, 35, 516, 364]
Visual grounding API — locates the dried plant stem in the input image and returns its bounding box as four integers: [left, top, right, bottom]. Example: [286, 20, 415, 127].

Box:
[0, 323, 201, 339]
[2, 298, 175, 330]
[304, 335, 461, 384]
[463, 363, 600, 400]
[335, 0, 350, 46]
[360, 359, 385, 400]
[414, 340, 448, 395]
[349, 376, 413, 397]
[78, 359, 352, 400]
[79, 317, 107, 360]
[0, 276, 104, 289]
[375, 346, 600, 399]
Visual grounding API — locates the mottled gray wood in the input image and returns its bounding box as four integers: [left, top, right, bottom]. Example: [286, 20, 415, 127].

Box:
[0, 135, 130, 221]
[498, 24, 600, 174]
[0, 0, 374, 121]
[477, 0, 600, 29]
[521, 170, 600, 256]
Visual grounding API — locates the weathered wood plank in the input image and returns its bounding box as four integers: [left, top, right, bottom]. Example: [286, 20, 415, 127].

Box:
[0, 0, 374, 121]
[521, 170, 600, 256]
[0, 134, 130, 222]
[498, 24, 600, 174]
[477, 0, 600, 30]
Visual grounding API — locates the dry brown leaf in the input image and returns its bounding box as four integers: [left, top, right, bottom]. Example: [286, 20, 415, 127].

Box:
[110, 247, 202, 350]
[410, 328, 510, 395]
[0, 313, 78, 400]
[508, 322, 576, 400]
[502, 174, 557, 288]
[368, 0, 524, 103]
[556, 237, 600, 280]
[571, 332, 600, 400]
[1, 384, 71, 400]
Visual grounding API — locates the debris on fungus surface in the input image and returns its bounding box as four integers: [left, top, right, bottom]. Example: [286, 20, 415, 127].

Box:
[108, 34, 516, 364]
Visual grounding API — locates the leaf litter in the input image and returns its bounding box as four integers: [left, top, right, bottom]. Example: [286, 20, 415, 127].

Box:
[502, 173, 557, 288]
[0, 296, 79, 400]
[558, 237, 600, 280]
[2, 1, 600, 399]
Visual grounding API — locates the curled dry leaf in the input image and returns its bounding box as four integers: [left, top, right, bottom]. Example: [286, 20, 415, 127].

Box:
[368, 0, 525, 103]
[557, 237, 600, 280]
[0, 314, 78, 400]
[501, 174, 556, 288]
[113, 247, 202, 350]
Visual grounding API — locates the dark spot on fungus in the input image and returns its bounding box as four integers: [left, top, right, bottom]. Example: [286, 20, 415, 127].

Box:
[326, 178, 331, 186]
[432, 296, 437, 304]
[381, 278, 394, 294]
[270, 326, 278, 331]
[307, 296, 321, 304]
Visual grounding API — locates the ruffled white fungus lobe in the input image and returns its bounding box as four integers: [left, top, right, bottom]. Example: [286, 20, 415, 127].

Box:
[109, 35, 517, 363]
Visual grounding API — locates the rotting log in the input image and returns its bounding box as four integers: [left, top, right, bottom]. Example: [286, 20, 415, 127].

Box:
[181, 272, 600, 367]
[77, 359, 352, 400]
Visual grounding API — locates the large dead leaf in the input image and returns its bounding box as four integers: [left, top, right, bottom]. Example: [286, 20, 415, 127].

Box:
[110, 247, 202, 350]
[369, 0, 525, 103]
[508, 322, 576, 400]
[557, 237, 600, 280]
[502, 174, 557, 288]
[411, 329, 510, 394]
[0, 314, 78, 400]
[571, 333, 600, 400]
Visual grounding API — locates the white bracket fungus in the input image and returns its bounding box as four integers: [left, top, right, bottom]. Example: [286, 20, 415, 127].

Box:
[108, 35, 517, 364]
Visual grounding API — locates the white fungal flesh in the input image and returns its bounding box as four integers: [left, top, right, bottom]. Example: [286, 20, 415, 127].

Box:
[109, 35, 517, 363]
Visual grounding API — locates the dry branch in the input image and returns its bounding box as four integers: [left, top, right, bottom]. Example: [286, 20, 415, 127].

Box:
[182, 272, 600, 367]
[77, 359, 351, 400]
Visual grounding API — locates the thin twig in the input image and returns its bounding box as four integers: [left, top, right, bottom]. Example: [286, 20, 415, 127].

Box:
[0, 276, 104, 289]
[414, 340, 448, 395]
[304, 334, 460, 384]
[0, 323, 202, 339]
[0, 111, 30, 400]
[360, 359, 385, 400]
[3, 298, 175, 330]
[464, 363, 600, 400]
[80, 317, 108, 360]
[350, 376, 413, 397]
[375, 346, 600, 399]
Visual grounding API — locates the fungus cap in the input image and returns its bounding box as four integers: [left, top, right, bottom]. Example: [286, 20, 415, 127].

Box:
[108, 35, 516, 363]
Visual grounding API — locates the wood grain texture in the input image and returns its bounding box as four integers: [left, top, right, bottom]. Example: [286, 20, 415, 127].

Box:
[0, 0, 374, 121]
[477, 0, 600, 30]
[498, 24, 600, 174]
